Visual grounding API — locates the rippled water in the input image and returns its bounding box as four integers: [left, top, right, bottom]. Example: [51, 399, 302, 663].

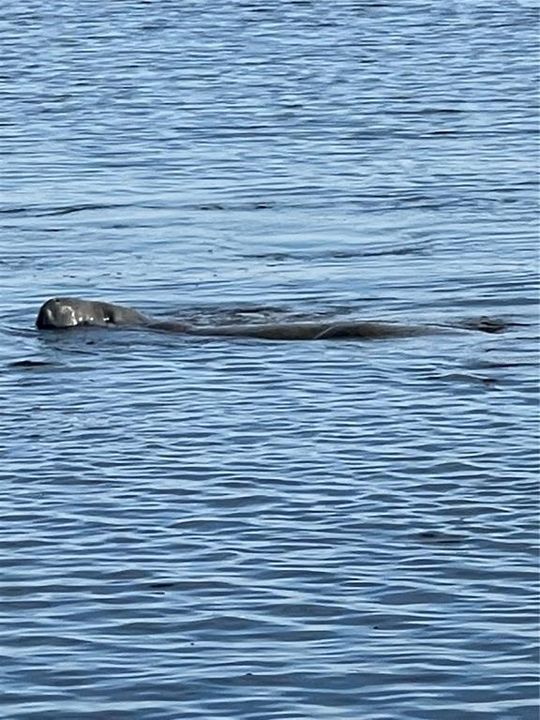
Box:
[1, 1, 539, 718]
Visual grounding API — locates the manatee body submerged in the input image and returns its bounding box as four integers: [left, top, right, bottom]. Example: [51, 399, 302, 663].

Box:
[35, 297, 503, 340]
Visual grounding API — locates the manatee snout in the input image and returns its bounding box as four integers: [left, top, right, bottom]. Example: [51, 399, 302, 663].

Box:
[36, 298, 81, 329]
[35, 297, 147, 329]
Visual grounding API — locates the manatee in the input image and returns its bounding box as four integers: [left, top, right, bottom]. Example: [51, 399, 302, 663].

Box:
[35, 297, 506, 340]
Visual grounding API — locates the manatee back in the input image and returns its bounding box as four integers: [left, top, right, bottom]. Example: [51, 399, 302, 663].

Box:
[99, 301, 149, 326]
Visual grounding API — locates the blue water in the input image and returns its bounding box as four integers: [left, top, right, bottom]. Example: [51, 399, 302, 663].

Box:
[1, 1, 538, 718]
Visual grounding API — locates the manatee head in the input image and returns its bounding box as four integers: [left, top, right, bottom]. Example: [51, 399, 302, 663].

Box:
[36, 297, 147, 329]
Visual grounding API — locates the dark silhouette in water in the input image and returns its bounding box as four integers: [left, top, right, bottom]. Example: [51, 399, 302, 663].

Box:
[35, 297, 507, 341]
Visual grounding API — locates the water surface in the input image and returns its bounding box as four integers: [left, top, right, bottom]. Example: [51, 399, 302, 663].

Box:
[0, 1, 538, 718]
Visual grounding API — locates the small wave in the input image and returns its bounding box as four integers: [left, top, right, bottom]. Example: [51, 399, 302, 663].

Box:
[242, 244, 429, 262]
[0, 203, 133, 218]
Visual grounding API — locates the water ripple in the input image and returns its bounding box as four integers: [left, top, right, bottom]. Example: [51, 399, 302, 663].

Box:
[0, 0, 538, 718]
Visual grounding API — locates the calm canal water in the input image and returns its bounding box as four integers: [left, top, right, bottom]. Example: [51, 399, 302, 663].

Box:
[1, 1, 538, 718]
